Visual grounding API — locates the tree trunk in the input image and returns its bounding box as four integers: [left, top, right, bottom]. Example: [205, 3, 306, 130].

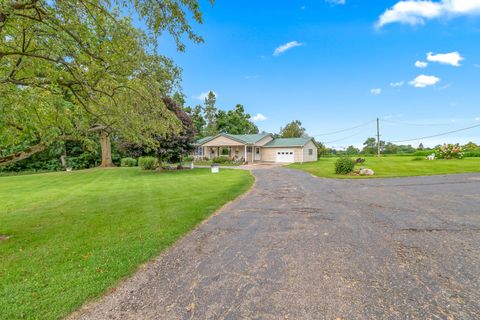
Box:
[99, 130, 114, 167]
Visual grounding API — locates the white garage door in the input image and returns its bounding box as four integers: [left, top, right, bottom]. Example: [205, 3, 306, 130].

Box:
[275, 149, 295, 163]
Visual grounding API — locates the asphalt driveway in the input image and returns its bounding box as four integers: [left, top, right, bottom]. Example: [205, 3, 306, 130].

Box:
[72, 167, 480, 319]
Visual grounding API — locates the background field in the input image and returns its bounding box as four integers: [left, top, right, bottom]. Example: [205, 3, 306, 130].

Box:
[0, 168, 253, 320]
[289, 156, 480, 179]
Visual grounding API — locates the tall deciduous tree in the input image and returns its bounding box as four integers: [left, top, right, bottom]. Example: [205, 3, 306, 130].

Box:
[184, 105, 206, 138]
[345, 145, 360, 155]
[216, 104, 258, 135]
[279, 120, 306, 138]
[157, 97, 195, 163]
[0, 0, 208, 166]
[362, 137, 385, 154]
[202, 91, 218, 137]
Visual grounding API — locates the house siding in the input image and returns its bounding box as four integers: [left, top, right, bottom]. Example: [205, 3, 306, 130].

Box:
[261, 147, 303, 162]
[302, 140, 318, 162]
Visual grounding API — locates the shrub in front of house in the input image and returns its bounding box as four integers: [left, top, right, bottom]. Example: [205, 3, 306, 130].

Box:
[436, 144, 464, 159]
[121, 157, 137, 167]
[211, 156, 229, 164]
[335, 157, 355, 174]
[138, 156, 157, 170]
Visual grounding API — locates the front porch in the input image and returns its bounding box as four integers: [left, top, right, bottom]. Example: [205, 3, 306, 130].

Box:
[196, 145, 263, 163]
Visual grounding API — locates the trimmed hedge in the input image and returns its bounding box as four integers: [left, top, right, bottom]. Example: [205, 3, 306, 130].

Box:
[120, 157, 137, 167]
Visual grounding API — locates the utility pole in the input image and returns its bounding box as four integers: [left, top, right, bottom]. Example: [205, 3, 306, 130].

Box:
[376, 117, 381, 157]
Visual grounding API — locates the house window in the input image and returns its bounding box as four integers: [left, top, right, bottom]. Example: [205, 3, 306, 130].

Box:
[308, 149, 313, 155]
[195, 147, 203, 156]
[247, 146, 252, 152]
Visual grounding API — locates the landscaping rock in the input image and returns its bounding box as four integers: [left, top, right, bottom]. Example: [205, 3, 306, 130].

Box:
[359, 168, 374, 176]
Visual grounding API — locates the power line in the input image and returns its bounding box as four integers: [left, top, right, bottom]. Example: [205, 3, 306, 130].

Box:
[324, 131, 366, 144]
[390, 123, 480, 143]
[312, 120, 375, 136]
[382, 119, 459, 127]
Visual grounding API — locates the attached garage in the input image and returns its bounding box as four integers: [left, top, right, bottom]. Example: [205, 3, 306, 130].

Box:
[262, 137, 318, 163]
[275, 149, 295, 163]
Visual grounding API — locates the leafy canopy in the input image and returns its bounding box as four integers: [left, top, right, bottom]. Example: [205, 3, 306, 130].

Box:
[0, 0, 209, 162]
[279, 120, 306, 138]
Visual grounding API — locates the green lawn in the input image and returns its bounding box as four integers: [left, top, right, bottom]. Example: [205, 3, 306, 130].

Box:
[289, 156, 480, 179]
[0, 168, 253, 320]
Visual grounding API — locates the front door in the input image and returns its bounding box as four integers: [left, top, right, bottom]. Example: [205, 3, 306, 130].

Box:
[254, 147, 261, 161]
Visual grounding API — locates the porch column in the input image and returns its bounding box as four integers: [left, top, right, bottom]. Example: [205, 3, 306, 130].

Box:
[244, 145, 247, 163]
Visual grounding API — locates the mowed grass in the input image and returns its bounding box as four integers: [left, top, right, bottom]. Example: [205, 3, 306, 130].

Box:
[0, 168, 254, 319]
[289, 156, 480, 179]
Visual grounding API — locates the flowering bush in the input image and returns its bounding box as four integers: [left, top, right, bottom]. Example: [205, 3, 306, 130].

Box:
[436, 144, 464, 159]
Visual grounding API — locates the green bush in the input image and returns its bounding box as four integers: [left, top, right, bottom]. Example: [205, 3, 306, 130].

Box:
[464, 150, 480, 157]
[334, 157, 355, 174]
[120, 157, 137, 167]
[211, 156, 229, 164]
[138, 156, 157, 170]
[411, 156, 424, 161]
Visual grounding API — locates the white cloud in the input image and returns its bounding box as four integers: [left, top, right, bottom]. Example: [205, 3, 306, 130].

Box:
[390, 81, 405, 87]
[427, 51, 464, 66]
[196, 91, 217, 101]
[370, 88, 382, 95]
[475, 117, 480, 121]
[376, 0, 480, 28]
[252, 113, 267, 121]
[273, 41, 305, 56]
[409, 74, 440, 88]
[415, 60, 428, 68]
[326, 0, 346, 5]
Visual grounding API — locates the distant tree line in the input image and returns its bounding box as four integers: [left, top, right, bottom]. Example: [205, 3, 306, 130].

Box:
[320, 139, 479, 156]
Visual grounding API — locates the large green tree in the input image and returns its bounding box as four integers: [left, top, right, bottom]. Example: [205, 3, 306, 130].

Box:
[0, 0, 209, 167]
[345, 145, 360, 155]
[185, 105, 206, 138]
[279, 120, 306, 138]
[216, 104, 258, 135]
[362, 138, 377, 154]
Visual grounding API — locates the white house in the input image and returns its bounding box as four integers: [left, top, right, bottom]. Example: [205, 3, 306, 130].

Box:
[194, 133, 318, 163]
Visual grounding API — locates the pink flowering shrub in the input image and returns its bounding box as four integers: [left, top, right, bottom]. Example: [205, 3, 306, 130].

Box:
[436, 143, 464, 159]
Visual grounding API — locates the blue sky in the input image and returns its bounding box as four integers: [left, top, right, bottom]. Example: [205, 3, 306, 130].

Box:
[152, 0, 480, 148]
